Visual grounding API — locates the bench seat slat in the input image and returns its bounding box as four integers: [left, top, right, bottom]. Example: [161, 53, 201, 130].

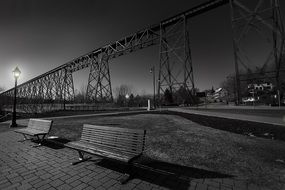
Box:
[81, 130, 144, 140]
[80, 140, 143, 154]
[81, 130, 144, 147]
[81, 133, 144, 148]
[81, 138, 144, 152]
[67, 141, 139, 157]
[14, 128, 48, 136]
[82, 128, 144, 137]
[80, 140, 143, 155]
[66, 141, 134, 162]
[82, 131, 144, 140]
[28, 119, 53, 133]
[84, 124, 144, 134]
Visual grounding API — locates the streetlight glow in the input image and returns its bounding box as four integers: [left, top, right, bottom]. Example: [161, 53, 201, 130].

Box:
[125, 94, 130, 99]
[13, 66, 21, 79]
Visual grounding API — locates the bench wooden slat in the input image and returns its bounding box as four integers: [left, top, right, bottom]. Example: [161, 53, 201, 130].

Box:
[65, 124, 146, 164]
[84, 124, 144, 134]
[80, 140, 143, 156]
[81, 129, 144, 139]
[67, 141, 138, 157]
[81, 139, 143, 151]
[14, 128, 49, 136]
[81, 132, 144, 146]
[82, 127, 145, 141]
[27, 119, 53, 133]
[81, 127, 145, 153]
[80, 135, 144, 153]
[66, 141, 132, 162]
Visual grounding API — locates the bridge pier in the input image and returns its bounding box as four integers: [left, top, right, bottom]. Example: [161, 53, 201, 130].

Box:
[86, 53, 113, 103]
[157, 15, 195, 106]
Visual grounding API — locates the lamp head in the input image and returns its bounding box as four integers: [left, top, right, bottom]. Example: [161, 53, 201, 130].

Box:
[13, 66, 21, 79]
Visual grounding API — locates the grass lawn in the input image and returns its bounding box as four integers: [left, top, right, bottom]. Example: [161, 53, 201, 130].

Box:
[48, 113, 285, 189]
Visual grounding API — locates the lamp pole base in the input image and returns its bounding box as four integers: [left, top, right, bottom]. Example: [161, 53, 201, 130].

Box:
[10, 122, 18, 128]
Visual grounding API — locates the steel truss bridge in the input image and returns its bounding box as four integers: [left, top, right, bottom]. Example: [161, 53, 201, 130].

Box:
[1, 0, 284, 112]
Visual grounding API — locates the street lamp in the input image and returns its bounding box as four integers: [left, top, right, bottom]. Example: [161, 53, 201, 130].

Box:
[10, 66, 21, 128]
[150, 66, 156, 109]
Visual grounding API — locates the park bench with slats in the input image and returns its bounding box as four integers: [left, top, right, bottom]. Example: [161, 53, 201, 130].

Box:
[14, 118, 53, 147]
[65, 124, 146, 183]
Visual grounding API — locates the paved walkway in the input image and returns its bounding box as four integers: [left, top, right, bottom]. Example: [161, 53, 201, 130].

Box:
[0, 124, 266, 190]
[168, 108, 285, 126]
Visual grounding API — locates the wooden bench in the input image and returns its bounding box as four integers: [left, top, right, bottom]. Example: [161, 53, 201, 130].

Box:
[65, 124, 146, 183]
[14, 119, 53, 147]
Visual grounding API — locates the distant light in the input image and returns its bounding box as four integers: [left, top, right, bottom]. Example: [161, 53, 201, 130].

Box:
[150, 66, 154, 73]
[125, 94, 130, 99]
[13, 66, 21, 79]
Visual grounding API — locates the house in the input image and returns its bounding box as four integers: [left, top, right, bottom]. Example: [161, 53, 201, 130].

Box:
[206, 88, 228, 102]
[247, 82, 273, 91]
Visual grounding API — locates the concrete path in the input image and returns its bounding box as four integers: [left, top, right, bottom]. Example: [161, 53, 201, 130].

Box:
[0, 125, 266, 190]
[168, 108, 285, 126]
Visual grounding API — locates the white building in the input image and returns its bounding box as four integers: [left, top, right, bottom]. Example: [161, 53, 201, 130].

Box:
[247, 82, 273, 91]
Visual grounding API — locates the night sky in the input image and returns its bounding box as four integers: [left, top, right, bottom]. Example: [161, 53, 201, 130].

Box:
[0, 0, 284, 95]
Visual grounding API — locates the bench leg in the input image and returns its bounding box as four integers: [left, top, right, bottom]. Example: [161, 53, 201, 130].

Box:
[18, 134, 31, 142]
[32, 135, 46, 147]
[71, 151, 91, 165]
[120, 173, 131, 184]
[120, 164, 134, 184]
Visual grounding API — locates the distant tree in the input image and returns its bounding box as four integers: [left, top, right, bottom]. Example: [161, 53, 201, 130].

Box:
[114, 84, 133, 107]
[220, 74, 236, 101]
[74, 84, 87, 103]
[164, 88, 173, 105]
[114, 85, 133, 98]
[174, 86, 188, 105]
[128, 94, 135, 107]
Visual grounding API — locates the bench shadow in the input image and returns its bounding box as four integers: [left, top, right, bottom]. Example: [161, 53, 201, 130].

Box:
[95, 155, 233, 190]
[32, 138, 71, 149]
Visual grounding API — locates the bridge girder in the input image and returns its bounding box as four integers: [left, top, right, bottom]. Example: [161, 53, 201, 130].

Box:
[1, 68, 74, 113]
[157, 15, 195, 105]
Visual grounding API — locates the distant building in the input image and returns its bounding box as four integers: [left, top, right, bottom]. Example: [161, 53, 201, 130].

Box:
[247, 82, 273, 91]
[243, 82, 275, 104]
[206, 88, 228, 102]
[213, 88, 228, 100]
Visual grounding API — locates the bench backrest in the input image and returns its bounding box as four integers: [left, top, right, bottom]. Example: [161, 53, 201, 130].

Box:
[81, 124, 146, 157]
[27, 119, 53, 133]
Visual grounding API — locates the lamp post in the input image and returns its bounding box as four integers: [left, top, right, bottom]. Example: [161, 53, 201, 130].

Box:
[150, 66, 156, 109]
[10, 66, 21, 128]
